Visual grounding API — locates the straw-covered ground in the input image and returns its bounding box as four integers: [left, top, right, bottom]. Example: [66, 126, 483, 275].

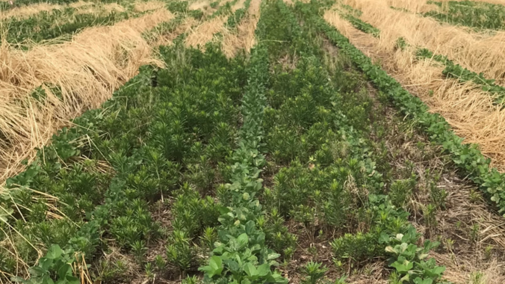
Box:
[2, 0, 505, 283]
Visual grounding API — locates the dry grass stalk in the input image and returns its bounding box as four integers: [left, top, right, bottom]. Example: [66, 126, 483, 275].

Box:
[222, 0, 260, 57]
[379, 104, 505, 283]
[155, 16, 198, 46]
[387, 0, 505, 13]
[0, 9, 174, 185]
[324, 9, 505, 171]
[155, 0, 220, 46]
[438, 0, 505, 5]
[67, 1, 92, 9]
[344, 0, 505, 86]
[189, 0, 212, 11]
[133, 0, 166, 12]
[231, 0, 247, 11]
[0, 3, 63, 20]
[185, 0, 245, 49]
[185, 15, 228, 48]
[0, 1, 128, 21]
[428, 175, 505, 283]
[74, 2, 125, 15]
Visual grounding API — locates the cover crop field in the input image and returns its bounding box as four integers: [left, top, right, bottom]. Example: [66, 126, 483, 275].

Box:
[1, 0, 505, 283]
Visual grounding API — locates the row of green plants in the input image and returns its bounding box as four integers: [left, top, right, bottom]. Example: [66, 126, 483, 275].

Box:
[2, 0, 255, 281]
[2, 4, 145, 46]
[0, 0, 137, 13]
[250, 1, 448, 283]
[312, 0, 505, 227]
[416, 48, 505, 105]
[209, 0, 240, 19]
[199, 1, 287, 282]
[339, 10, 379, 37]
[0, 0, 81, 11]
[1, 22, 249, 284]
[332, 8, 505, 106]
[226, 0, 251, 29]
[166, 0, 204, 19]
[330, 7, 505, 212]
[424, 0, 505, 30]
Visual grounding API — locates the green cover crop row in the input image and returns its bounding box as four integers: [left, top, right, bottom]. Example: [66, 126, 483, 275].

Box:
[1, 0, 471, 282]
[254, 1, 447, 283]
[1, 6, 145, 45]
[425, 1, 505, 30]
[332, 2, 505, 215]
[334, 8, 505, 106]
[1, 36, 249, 282]
[311, 0, 505, 215]
[416, 48, 505, 105]
[226, 0, 251, 29]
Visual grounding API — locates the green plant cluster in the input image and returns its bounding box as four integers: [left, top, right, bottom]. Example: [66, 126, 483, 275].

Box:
[416, 48, 505, 105]
[12, 245, 81, 284]
[167, 0, 190, 13]
[1, 0, 481, 282]
[198, 3, 286, 282]
[341, 13, 380, 37]
[0, 0, 79, 11]
[282, 1, 448, 283]
[226, 0, 252, 29]
[2, 6, 144, 45]
[311, 0, 505, 223]
[210, 0, 240, 19]
[1, 38, 249, 282]
[424, 1, 505, 30]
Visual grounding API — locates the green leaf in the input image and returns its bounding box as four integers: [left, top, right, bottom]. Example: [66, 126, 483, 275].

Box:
[237, 233, 249, 248]
[244, 262, 257, 277]
[413, 277, 433, 284]
[46, 245, 64, 260]
[391, 260, 414, 273]
[57, 263, 73, 279]
[65, 275, 80, 284]
[267, 252, 280, 260]
[198, 256, 223, 278]
[256, 263, 270, 277]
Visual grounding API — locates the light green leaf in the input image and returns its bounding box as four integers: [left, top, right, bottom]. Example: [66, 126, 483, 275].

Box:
[244, 263, 257, 277]
[46, 245, 63, 260]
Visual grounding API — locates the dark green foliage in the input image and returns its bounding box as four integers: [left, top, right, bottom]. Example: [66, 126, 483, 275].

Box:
[226, 0, 251, 29]
[12, 245, 81, 284]
[199, 4, 286, 282]
[308, 0, 505, 220]
[189, 9, 204, 19]
[167, 0, 189, 13]
[2, 7, 144, 45]
[209, 0, 239, 19]
[1, 40, 247, 281]
[425, 1, 505, 30]
[342, 13, 380, 37]
[301, 262, 328, 284]
[416, 48, 505, 104]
